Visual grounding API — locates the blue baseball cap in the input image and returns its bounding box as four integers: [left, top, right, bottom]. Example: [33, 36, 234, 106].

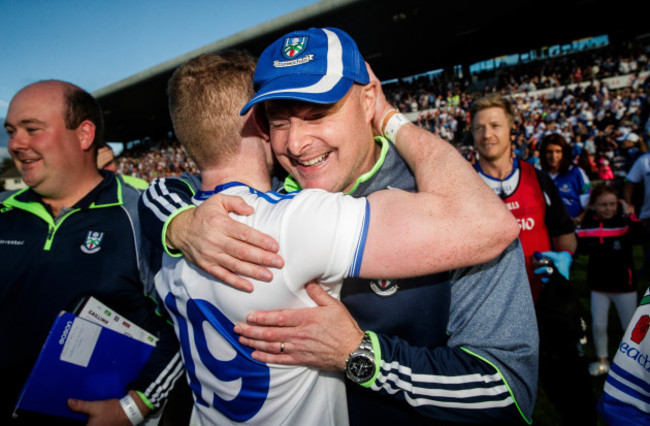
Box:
[240, 27, 369, 115]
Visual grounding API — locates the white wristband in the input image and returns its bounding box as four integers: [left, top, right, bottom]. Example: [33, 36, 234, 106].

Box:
[383, 112, 410, 142]
[119, 394, 145, 425]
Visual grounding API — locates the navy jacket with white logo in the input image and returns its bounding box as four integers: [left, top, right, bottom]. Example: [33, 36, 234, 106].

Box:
[0, 171, 182, 424]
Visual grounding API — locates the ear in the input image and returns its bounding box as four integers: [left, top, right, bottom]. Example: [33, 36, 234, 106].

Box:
[251, 105, 270, 142]
[361, 80, 379, 124]
[241, 105, 270, 143]
[76, 120, 96, 151]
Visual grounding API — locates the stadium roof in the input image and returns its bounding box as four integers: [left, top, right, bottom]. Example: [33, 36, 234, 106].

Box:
[94, 0, 646, 143]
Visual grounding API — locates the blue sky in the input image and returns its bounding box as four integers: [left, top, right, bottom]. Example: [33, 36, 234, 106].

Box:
[0, 0, 318, 158]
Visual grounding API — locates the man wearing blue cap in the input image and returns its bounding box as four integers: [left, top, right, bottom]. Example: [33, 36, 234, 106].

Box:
[141, 28, 538, 424]
[154, 49, 520, 425]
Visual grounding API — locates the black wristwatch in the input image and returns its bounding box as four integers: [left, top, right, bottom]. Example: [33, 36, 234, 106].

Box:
[345, 332, 375, 383]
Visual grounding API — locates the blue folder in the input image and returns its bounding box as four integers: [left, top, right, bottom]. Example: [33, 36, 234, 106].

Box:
[14, 311, 154, 421]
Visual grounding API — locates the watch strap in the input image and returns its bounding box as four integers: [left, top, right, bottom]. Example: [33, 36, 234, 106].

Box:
[360, 330, 381, 387]
[345, 332, 374, 383]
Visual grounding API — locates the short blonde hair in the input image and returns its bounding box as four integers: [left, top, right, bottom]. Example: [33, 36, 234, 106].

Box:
[469, 93, 516, 128]
[167, 51, 256, 169]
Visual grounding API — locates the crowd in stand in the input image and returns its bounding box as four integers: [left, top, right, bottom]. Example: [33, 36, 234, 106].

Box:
[114, 136, 198, 182]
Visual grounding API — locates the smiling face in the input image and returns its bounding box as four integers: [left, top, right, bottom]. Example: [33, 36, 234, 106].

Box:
[5, 82, 84, 198]
[265, 84, 379, 193]
[593, 192, 618, 220]
[472, 106, 512, 163]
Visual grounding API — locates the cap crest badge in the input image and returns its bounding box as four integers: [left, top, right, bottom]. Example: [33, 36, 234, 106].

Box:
[282, 36, 308, 59]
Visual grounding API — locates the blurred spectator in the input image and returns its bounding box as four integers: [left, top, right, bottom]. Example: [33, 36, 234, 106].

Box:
[97, 144, 149, 190]
[578, 150, 598, 179]
[527, 148, 542, 170]
[540, 134, 592, 222]
[597, 158, 615, 180]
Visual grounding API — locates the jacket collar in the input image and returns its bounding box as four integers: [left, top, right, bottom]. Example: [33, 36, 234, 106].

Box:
[5, 170, 123, 214]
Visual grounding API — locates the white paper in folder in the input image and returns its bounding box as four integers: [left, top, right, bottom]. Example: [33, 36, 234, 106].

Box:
[74, 296, 158, 346]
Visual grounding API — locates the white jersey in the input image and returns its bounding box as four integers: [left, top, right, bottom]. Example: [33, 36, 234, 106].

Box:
[155, 182, 369, 425]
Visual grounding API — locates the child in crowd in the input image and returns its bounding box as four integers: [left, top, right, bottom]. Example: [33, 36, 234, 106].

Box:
[576, 184, 645, 376]
[597, 158, 615, 180]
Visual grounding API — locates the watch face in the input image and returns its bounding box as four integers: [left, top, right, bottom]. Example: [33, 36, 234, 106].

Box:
[347, 355, 374, 382]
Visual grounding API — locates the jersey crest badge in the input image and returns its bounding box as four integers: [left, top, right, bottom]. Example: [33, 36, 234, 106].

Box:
[81, 231, 104, 254]
[282, 36, 308, 59]
[370, 279, 398, 297]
